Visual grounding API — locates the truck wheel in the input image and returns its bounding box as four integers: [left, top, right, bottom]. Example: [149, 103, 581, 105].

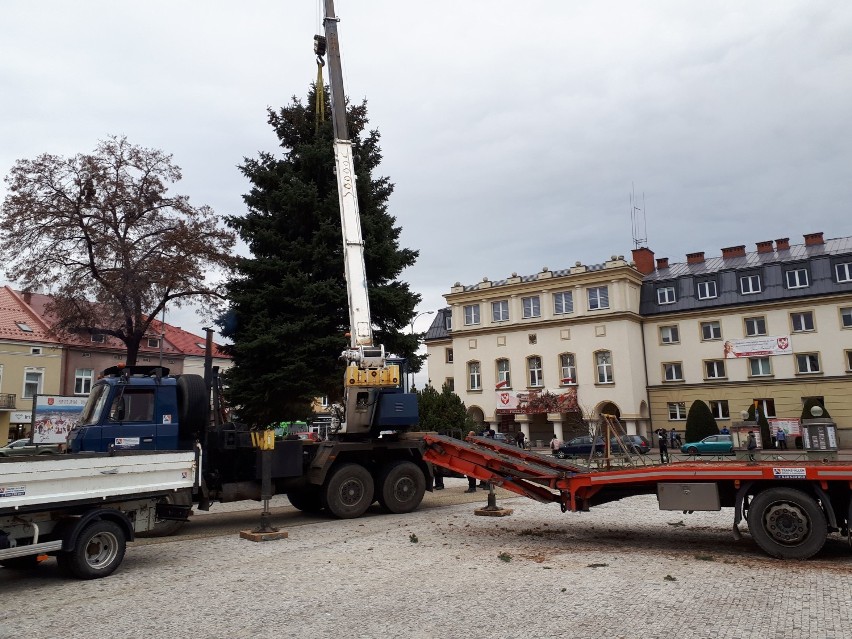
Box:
[287, 487, 324, 513]
[176, 374, 208, 437]
[377, 461, 426, 514]
[136, 489, 193, 538]
[747, 487, 827, 559]
[57, 520, 126, 579]
[0, 554, 41, 570]
[323, 463, 374, 519]
[556, 451, 567, 459]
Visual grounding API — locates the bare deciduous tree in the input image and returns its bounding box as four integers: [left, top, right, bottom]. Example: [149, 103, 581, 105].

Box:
[1, 136, 235, 364]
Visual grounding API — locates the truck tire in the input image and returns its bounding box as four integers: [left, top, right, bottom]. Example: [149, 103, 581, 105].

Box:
[287, 487, 324, 513]
[747, 487, 827, 559]
[136, 489, 193, 538]
[323, 463, 374, 519]
[377, 461, 426, 514]
[176, 374, 208, 438]
[0, 554, 41, 570]
[56, 520, 126, 579]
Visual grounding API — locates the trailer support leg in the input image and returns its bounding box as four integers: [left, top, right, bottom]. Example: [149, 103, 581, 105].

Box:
[240, 449, 289, 542]
[474, 482, 513, 518]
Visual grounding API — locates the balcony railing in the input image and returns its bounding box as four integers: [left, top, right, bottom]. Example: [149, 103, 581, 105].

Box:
[0, 394, 16, 409]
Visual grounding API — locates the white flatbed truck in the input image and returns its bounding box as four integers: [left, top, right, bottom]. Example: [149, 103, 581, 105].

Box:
[0, 449, 197, 579]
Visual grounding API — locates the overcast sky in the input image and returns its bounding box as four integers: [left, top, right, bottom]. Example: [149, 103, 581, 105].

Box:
[2, 1, 851, 378]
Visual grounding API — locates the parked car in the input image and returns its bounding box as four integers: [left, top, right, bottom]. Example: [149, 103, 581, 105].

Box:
[555, 436, 605, 459]
[680, 434, 734, 456]
[0, 439, 63, 456]
[611, 435, 652, 455]
[492, 433, 514, 445]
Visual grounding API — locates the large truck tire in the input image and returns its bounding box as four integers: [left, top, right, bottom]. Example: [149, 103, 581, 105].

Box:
[287, 487, 324, 513]
[176, 374, 208, 438]
[747, 487, 827, 559]
[323, 463, 374, 519]
[56, 520, 126, 579]
[377, 461, 426, 514]
[136, 489, 193, 538]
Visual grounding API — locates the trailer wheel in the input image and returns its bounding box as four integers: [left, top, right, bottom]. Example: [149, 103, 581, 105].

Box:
[57, 520, 126, 579]
[323, 463, 374, 519]
[556, 451, 567, 459]
[747, 487, 827, 559]
[377, 461, 426, 514]
[176, 374, 208, 437]
[136, 488, 193, 538]
[287, 487, 324, 513]
[0, 554, 41, 570]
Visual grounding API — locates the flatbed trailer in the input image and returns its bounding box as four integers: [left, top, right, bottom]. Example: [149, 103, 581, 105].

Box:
[0, 449, 197, 579]
[423, 434, 852, 560]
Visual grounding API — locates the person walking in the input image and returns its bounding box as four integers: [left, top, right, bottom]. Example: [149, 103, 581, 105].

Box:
[775, 427, 787, 450]
[669, 428, 677, 448]
[746, 430, 758, 462]
[515, 431, 526, 449]
[550, 434, 562, 456]
[657, 428, 669, 464]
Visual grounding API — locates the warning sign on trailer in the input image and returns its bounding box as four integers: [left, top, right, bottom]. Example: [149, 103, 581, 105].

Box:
[773, 467, 806, 480]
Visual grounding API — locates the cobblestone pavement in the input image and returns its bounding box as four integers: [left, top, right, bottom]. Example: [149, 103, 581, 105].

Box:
[1, 481, 850, 639]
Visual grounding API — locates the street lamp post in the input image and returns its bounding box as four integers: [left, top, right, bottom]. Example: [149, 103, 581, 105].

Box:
[409, 310, 435, 390]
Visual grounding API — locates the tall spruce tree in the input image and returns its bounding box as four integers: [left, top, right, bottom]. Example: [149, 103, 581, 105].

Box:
[220, 88, 421, 424]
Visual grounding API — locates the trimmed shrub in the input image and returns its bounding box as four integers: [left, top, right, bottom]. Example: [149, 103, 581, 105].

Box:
[685, 400, 718, 442]
[800, 398, 831, 420]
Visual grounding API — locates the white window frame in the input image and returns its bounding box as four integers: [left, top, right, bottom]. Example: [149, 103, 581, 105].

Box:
[754, 398, 776, 419]
[445, 377, 455, 392]
[846, 350, 852, 372]
[467, 361, 481, 391]
[522, 296, 541, 319]
[696, 280, 718, 300]
[587, 286, 609, 311]
[795, 353, 821, 374]
[74, 368, 94, 395]
[527, 356, 543, 387]
[744, 316, 767, 337]
[791, 311, 815, 333]
[496, 359, 511, 388]
[657, 286, 676, 305]
[463, 304, 480, 326]
[749, 357, 772, 377]
[445, 315, 453, 331]
[23, 368, 44, 399]
[740, 274, 762, 294]
[559, 353, 576, 385]
[663, 362, 683, 382]
[668, 402, 686, 420]
[491, 300, 509, 322]
[701, 321, 722, 341]
[836, 262, 852, 283]
[841, 307, 852, 329]
[659, 325, 679, 344]
[553, 291, 574, 315]
[710, 400, 730, 420]
[147, 337, 160, 348]
[445, 348, 454, 364]
[704, 360, 726, 379]
[595, 351, 613, 384]
[786, 268, 809, 289]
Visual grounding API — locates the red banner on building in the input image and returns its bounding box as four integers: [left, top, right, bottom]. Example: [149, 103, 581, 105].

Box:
[495, 388, 578, 414]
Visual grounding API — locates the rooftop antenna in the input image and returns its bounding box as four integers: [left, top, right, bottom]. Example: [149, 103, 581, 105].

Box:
[630, 183, 648, 249]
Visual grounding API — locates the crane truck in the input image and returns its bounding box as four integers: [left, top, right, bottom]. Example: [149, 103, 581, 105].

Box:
[0, 0, 433, 578]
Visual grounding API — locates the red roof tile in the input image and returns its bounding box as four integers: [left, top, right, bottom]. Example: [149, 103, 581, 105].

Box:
[0, 286, 59, 343]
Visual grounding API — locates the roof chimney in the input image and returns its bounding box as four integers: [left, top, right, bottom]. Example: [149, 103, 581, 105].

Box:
[631, 247, 655, 275]
[656, 257, 669, 270]
[804, 232, 824, 246]
[686, 251, 705, 264]
[756, 240, 774, 254]
[721, 245, 746, 259]
[22, 290, 32, 304]
[775, 237, 790, 251]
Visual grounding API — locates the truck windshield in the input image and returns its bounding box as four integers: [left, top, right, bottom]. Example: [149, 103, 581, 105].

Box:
[77, 384, 111, 427]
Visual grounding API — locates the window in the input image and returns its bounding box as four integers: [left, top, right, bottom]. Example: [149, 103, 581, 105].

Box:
[31, 347, 42, 355]
[553, 291, 573, 315]
[74, 368, 94, 395]
[836, 262, 852, 282]
[700, 321, 722, 340]
[492, 300, 509, 322]
[445, 377, 455, 392]
[445, 348, 454, 363]
[749, 357, 772, 376]
[147, 337, 160, 348]
[91, 333, 105, 343]
[587, 286, 609, 310]
[668, 402, 686, 420]
[796, 353, 821, 374]
[744, 316, 767, 336]
[659, 325, 679, 344]
[463, 304, 480, 326]
[496, 359, 511, 388]
[657, 286, 676, 304]
[754, 399, 776, 418]
[786, 268, 809, 289]
[704, 360, 726, 379]
[320, 396, 329, 407]
[467, 361, 481, 390]
[696, 280, 718, 300]
[527, 356, 543, 387]
[522, 296, 541, 319]
[559, 353, 576, 385]
[791, 311, 814, 332]
[841, 307, 852, 329]
[109, 389, 155, 422]
[846, 350, 852, 372]
[0, 364, 3, 392]
[710, 400, 730, 420]
[15, 322, 33, 332]
[23, 368, 43, 399]
[663, 362, 683, 382]
[740, 274, 762, 294]
[595, 351, 613, 384]
[445, 314, 453, 331]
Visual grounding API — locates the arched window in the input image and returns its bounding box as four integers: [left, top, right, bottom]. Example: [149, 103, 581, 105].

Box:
[496, 358, 511, 389]
[559, 353, 576, 385]
[527, 356, 543, 387]
[467, 361, 481, 390]
[595, 350, 613, 384]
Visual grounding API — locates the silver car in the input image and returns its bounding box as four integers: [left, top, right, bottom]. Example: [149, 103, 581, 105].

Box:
[0, 439, 63, 456]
